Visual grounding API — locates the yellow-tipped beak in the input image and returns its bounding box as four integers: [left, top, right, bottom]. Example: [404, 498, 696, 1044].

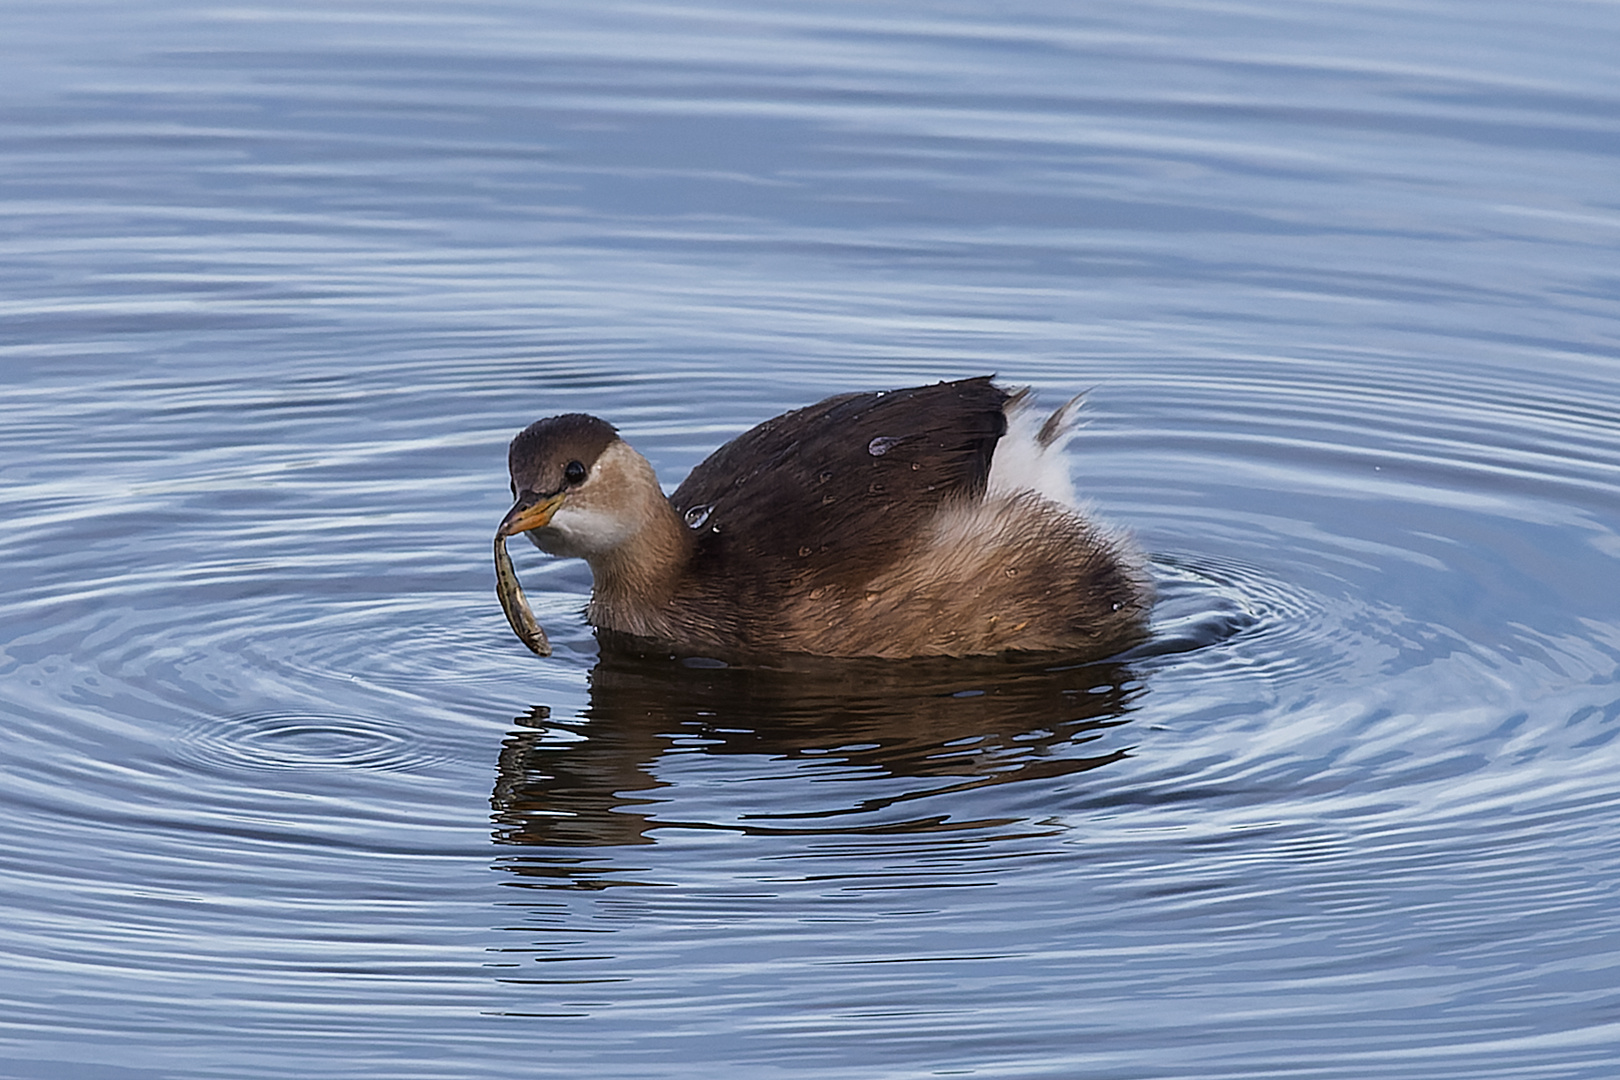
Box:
[497, 491, 566, 539]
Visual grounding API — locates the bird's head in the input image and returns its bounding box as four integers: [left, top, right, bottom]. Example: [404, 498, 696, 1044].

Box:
[498, 413, 661, 560]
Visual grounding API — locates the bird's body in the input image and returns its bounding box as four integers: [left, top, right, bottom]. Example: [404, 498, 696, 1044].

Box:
[498, 377, 1151, 660]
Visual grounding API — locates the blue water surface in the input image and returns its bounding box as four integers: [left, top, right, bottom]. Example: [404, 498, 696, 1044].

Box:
[2, 2, 1619, 1078]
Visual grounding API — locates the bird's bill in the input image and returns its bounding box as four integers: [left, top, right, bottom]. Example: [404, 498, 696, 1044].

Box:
[496, 491, 566, 539]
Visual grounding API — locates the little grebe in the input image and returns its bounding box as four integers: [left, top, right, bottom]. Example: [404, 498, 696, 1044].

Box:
[496, 376, 1151, 659]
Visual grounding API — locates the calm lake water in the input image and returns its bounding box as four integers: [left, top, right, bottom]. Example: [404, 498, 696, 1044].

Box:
[4, 1, 1619, 1077]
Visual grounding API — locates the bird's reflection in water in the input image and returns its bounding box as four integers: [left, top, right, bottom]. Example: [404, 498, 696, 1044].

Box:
[491, 638, 1145, 886]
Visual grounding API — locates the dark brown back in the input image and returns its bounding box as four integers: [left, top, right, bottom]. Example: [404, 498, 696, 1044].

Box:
[669, 377, 1009, 602]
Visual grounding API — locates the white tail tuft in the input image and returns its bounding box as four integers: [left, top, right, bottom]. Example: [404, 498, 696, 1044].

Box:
[987, 390, 1085, 508]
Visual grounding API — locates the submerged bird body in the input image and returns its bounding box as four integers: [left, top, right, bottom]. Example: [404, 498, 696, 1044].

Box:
[499, 377, 1151, 660]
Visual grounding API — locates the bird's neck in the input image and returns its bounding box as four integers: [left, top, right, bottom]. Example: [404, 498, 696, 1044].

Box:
[583, 453, 692, 637]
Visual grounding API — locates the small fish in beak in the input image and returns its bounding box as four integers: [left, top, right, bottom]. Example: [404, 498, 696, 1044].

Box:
[493, 532, 551, 657]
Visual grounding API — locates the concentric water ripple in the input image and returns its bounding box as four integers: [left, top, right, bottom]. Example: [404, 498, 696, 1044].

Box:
[171, 711, 450, 774]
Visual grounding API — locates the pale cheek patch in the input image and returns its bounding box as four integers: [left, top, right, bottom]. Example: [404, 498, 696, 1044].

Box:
[535, 503, 638, 557]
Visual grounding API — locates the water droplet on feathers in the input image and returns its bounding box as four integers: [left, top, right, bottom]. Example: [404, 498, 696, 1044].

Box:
[867, 436, 904, 456]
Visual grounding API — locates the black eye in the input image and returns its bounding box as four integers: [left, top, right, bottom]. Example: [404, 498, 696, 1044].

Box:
[563, 460, 587, 485]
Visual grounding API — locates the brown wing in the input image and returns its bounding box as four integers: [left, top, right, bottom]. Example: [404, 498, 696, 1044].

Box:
[669, 377, 1010, 594]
